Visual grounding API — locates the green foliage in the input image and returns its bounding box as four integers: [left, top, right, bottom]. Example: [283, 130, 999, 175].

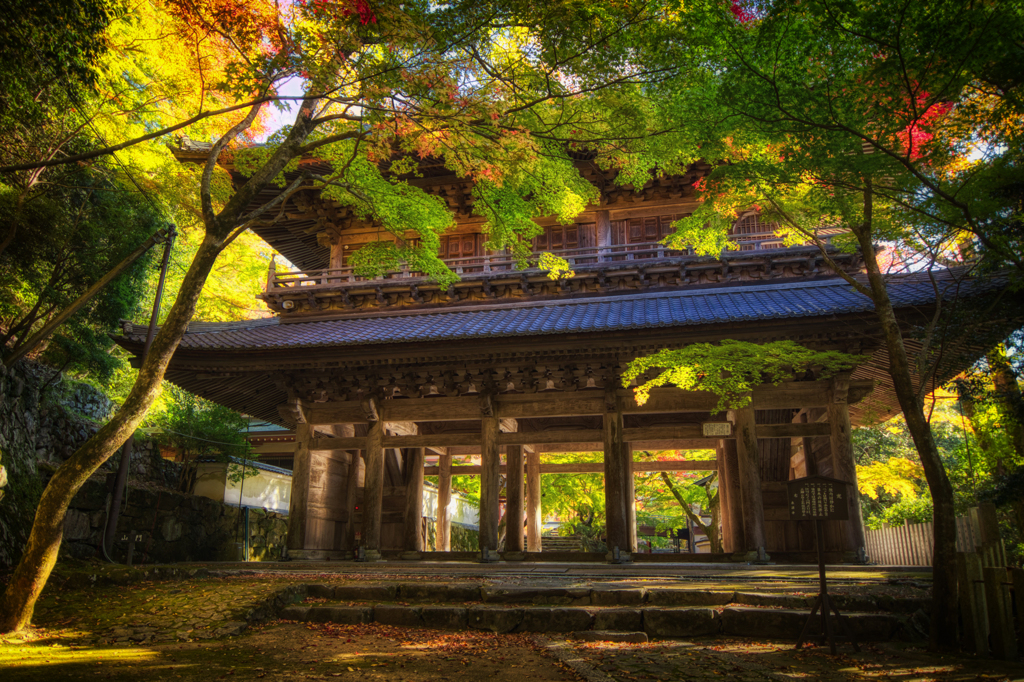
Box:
[0, 0, 113, 131]
[865, 496, 935, 531]
[538, 452, 606, 550]
[153, 385, 255, 493]
[624, 340, 865, 413]
[0, 172, 160, 378]
[641, 0, 1024, 277]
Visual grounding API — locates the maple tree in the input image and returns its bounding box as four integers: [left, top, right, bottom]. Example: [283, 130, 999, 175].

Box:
[621, 0, 1024, 650]
[0, 0, 691, 632]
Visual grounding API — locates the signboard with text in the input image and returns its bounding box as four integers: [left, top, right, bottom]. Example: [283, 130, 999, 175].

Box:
[702, 422, 731, 437]
[787, 475, 850, 522]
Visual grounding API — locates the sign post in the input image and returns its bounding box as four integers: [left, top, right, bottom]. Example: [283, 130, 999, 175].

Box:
[788, 475, 860, 654]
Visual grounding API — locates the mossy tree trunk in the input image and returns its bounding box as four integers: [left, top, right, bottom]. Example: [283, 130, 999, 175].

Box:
[849, 191, 959, 652]
[0, 100, 321, 633]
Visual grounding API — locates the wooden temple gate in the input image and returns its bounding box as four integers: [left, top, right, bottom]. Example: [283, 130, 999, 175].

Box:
[282, 377, 872, 562]
[130, 146, 1012, 565]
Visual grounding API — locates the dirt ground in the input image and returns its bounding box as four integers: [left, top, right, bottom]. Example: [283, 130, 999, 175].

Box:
[4, 621, 1024, 682]
[2, 567, 1023, 681]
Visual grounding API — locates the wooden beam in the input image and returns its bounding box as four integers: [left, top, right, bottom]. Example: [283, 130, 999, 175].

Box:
[500, 429, 604, 445]
[314, 426, 732, 452]
[423, 459, 717, 476]
[300, 381, 873, 425]
[622, 425, 705, 441]
[757, 422, 831, 439]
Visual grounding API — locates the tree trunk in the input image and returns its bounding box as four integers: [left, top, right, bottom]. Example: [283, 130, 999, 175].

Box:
[987, 345, 1024, 465]
[659, 471, 721, 553]
[0, 233, 225, 632]
[851, 215, 958, 652]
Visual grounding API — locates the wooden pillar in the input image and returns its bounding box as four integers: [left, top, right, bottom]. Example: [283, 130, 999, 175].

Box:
[828, 381, 866, 559]
[800, 411, 819, 476]
[596, 209, 612, 247]
[287, 422, 312, 551]
[436, 453, 452, 551]
[506, 445, 525, 552]
[626, 445, 637, 553]
[721, 439, 745, 552]
[403, 448, 425, 553]
[716, 439, 734, 553]
[330, 241, 344, 269]
[526, 448, 542, 552]
[361, 419, 385, 559]
[731, 406, 767, 556]
[603, 398, 630, 557]
[344, 449, 360, 553]
[479, 411, 501, 554]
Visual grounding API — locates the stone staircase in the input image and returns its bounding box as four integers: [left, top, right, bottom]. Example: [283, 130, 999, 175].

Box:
[277, 582, 929, 642]
[539, 535, 582, 552]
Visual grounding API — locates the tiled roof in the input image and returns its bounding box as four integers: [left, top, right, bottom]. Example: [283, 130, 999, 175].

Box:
[120, 271, 1004, 352]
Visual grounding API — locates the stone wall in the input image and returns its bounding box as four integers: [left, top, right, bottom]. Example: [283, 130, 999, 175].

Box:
[63, 479, 288, 564]
[0, 361, 118, 568]
[0, 360, 287, 568]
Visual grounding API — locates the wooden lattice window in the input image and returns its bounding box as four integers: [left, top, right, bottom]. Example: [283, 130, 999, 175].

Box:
[440, 233, 483, 259]
[611, 215, 677, 245]
[533, 223, 596, 251]
[731, 212, 778, 238]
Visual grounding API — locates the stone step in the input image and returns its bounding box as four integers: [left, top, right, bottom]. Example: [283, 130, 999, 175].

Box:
[278, 602, 917, 641]
[303, 582, 928, 613]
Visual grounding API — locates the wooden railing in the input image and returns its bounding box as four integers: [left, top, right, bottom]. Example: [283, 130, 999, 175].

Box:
[265, 234, 819, 292]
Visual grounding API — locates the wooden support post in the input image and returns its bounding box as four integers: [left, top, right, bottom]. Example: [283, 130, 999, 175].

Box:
[403, 448, 425, 554]
[596, 209, 611, 247]
[526, 448, 542, 552]
[626, 445, 637, 553]
[603, 398, 631, 560]
[328, 241, 344, 284]
[957, 552, 988, 654]
[437, 453, 452, 551]
[361, 419, 384, 560]
[984, 566, 1017, 660]
[287, 422, 312, 552]
[506, 444, 525, 553]
[479, 412, 501, 557]
[344, 450, 360, 554]
[828, 380, 867, 561]
[731, 406, 768, 559]
[801, 411, 819, 476]
[716, 439, 734, 553]
[722, 439, 745, 553]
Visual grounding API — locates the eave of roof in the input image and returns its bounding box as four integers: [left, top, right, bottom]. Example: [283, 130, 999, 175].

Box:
[117, 270, 1004, 354]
